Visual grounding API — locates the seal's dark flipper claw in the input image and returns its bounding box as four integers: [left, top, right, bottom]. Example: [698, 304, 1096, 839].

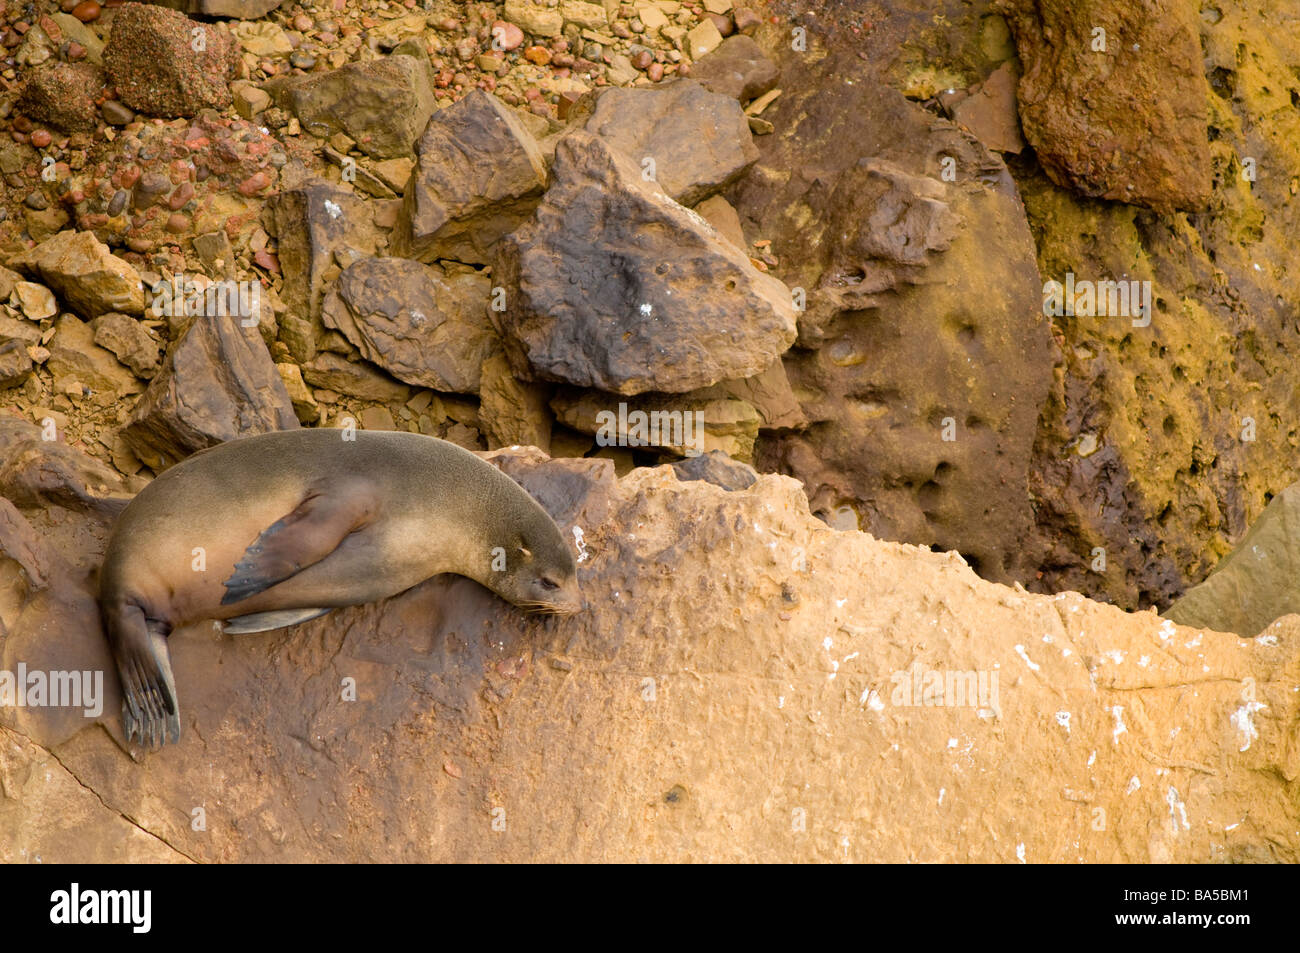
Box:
[107, 605, 179, 749]
[220, 488, 375, 606]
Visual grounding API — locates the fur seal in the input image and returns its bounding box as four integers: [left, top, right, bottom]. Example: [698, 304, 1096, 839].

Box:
[99, 429, 582, 747]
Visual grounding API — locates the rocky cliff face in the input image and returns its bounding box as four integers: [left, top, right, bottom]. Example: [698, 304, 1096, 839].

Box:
[1, 0, 1299, 862]
[1, 424, 1295, 863]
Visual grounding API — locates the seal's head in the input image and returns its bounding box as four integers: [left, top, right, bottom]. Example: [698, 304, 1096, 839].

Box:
[488, 523, 582, 615]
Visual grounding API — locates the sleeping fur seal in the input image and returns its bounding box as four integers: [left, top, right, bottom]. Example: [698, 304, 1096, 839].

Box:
[98, 429, 582, 747]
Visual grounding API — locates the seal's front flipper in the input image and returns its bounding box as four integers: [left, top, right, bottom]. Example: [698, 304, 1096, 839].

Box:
[222, 607, 333, 634]
[108, 604, 181, 748]
[221, 486, 375, 606]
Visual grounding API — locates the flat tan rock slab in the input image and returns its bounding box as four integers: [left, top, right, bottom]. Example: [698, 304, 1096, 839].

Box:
[0, 438, 1295, 863]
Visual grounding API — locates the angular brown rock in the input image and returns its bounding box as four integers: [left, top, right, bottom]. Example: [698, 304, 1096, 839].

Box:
[122, 314, 299, 470]
[267, 180, 381, 363]
[689, 34, 778, 102]
[272, 55, 436, 159]
[575, 79, 759, 205]
[91, 312, 160, 377]
[478, 350, 552, 452]
[393, 89, 548, 265]
[102, 3, 240, 118]
[299, 351, 411, 403]
[494, 132, 796, 396]
[9, 229, 145, 318]
[17, 61, 103, 133]
[999, 0, 1212, 212]
[321, 257, 497, 395]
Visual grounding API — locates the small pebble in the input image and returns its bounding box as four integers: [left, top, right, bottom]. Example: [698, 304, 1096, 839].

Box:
[237, 172, 270, 196]
[168, 181, 194, 210]
[524, 45, 551, 65]
[647, 62, 664, 81]
[491, 20, 523, 51]
[631, 50, 653, 70]
[101, 100, 134, 125]
[71, 0, 100, 23]
[29, 129, 51, 148]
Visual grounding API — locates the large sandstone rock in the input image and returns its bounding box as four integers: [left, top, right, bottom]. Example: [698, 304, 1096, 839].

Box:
[122, 314, 299, 470]
[102, 3, 240, 118]
[393, 90, 548, 265]
[575, 79, 760, 205]
[0, 435, 1297, 862]
[494, 132, 796, 396]
[999, 0, 1212, 212]
[9, 230, 145, 318]
[732, 49, 1055, 585]
[272, 56, 436, 159]
[321, 258, 497, 395]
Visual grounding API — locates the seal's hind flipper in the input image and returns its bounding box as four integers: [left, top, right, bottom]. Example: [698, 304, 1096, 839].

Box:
[222, 607, 333, 634]
[107, 604, 181, 748]
[221, 486, 375, 606]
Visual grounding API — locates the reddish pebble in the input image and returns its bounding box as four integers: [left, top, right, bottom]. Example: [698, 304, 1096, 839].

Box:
[67, 41, 86, 60]
[291, 13, 312, 31]
[647, 62, 664, 82]
[490, 20, 523, 51]
[524, 45, 551, 65]
[168, 181, 194, 210]
[164, 213, 188, 234]
[71, 0, 100, 22]
[29, 129, 51, 148]
[631, 50, 653, 70]
[118, 165, 140, 188]
[238, 172, 270, 196]
[252, 249, 279, 273]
